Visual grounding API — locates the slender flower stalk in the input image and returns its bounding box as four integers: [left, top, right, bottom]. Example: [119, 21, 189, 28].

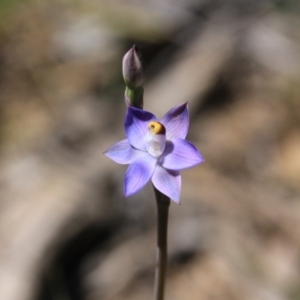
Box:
[153, 187, 170, 300]
[104, 45, 204, 300]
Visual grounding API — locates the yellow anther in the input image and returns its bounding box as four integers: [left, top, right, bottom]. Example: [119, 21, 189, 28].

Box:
[148, 121, 166, 135]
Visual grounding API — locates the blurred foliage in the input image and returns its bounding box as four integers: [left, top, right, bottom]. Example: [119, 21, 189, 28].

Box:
[0, 0, 29, 26]
[275, 0, 300, 13]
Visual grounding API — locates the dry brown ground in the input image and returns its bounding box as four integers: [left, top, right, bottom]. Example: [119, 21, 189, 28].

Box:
[0, 1, 299, 300]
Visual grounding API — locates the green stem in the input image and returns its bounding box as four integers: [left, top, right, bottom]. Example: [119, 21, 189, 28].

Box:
[153, 186, 170, 300]
[125, 86, 144, 109]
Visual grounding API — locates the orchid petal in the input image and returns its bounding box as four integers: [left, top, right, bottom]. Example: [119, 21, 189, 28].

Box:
[125, 107, 157, 151]
[152, 165, 181, 203]
[161, 138, 204, 170]
[104, 139, 135, 164]
[124, 152, 157, 197]
[161, 102, 189, 140]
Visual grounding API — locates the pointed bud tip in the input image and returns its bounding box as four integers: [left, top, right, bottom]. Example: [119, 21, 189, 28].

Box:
[122, 45, 145, 88]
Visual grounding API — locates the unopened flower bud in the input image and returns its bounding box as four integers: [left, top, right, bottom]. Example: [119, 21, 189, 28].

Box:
[122, 45, 145, 88]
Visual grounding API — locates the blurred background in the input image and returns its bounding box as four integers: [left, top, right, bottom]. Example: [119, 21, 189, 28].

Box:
[0, 0, 300, 300]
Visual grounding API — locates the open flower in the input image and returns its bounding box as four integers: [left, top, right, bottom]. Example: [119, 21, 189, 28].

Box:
[104, 103, 204, 203]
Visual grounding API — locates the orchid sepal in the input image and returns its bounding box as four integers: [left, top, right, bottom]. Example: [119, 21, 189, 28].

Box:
[104, 103, 204, 203]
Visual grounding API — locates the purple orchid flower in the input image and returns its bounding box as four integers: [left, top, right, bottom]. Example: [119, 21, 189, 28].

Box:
[104, 103, 204, 203]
